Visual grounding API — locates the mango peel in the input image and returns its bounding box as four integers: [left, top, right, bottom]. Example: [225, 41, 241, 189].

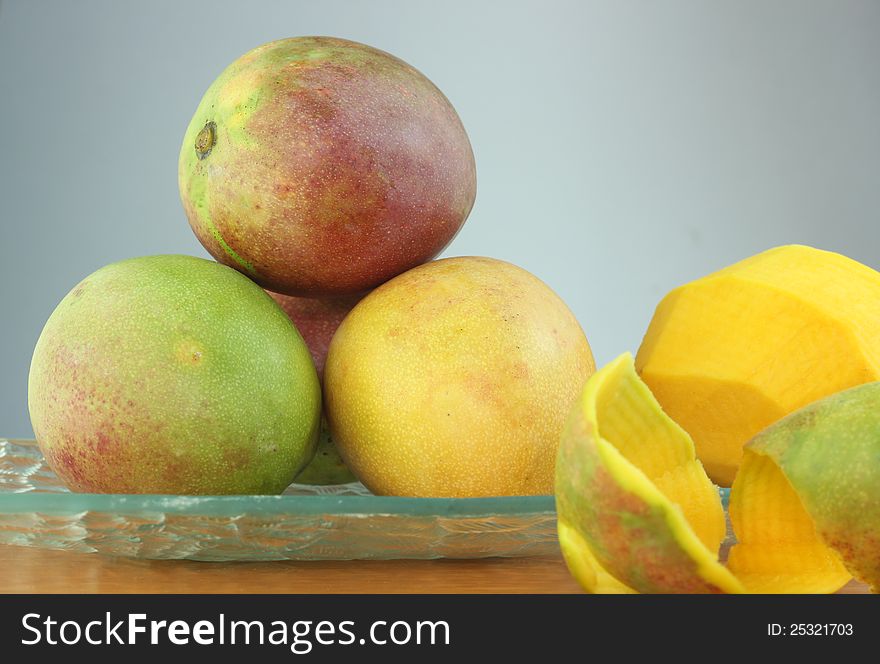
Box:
[636, 245, 880, 486]
[557, 354, 880, 594]
[729, 381, 880, 593]
[556, 353, 741, 593]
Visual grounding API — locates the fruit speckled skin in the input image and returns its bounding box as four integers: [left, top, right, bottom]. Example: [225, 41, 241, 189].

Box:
[324, 257, 595, 497]
[295, 422, 355, 486]
[267, 290, 361, 484]
[28, 255, 321, 495]
[267, 291, 363, 380]
[179, 37, 477, 297]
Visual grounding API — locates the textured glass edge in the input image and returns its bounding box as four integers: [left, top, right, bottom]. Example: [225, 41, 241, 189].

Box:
[0, 438, 730, 517]
[0, 438, 733, 562]
[0, 439, 557, 517]
[0, 492, 559, 518]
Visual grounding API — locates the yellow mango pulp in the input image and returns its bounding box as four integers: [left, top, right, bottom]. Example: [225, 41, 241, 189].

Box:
[636, 245, 880, 486]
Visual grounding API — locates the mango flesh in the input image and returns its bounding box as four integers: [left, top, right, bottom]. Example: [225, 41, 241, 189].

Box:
[324, 257, 595, 497]
[636, 245, 880, 485]
[28, 255, 321, 495]
[556, 353, 742, 594]
[729, 381, 880, 593]
[179, 37, 477, 297]
[267, 291, 360, 484]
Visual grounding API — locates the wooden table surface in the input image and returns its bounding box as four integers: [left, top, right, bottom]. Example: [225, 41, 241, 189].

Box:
[0, 544, 869, 594]
[0, 544, 583, 593]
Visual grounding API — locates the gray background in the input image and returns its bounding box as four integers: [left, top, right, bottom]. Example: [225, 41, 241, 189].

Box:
[2, 0, 879, 437]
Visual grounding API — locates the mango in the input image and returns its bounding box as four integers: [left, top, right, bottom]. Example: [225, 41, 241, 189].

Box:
[267, 291, 360, 485]
[28, 255, 321, 495]
[324, 257, 595, 497]
[294, 423, 354, 486]
[558, 354, 879, 594]
[179, 37, 476, 297]
[636, 245, 880, 485]
[267, 292, 362, 381]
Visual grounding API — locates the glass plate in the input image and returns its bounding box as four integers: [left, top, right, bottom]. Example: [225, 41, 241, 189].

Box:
[0, 439, 558, 561]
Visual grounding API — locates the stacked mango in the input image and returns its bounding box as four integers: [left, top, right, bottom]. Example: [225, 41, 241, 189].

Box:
[28, 37, 595, 499]
[556, 246, 880, 593]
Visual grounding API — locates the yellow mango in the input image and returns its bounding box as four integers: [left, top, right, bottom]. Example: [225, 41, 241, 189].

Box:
[636, 245, 880, 486]
[325, 257, 595, 497]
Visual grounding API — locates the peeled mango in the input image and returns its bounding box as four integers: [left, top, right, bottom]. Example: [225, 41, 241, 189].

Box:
[556, 354, 880, 594]
[636, 245, 880, 486]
